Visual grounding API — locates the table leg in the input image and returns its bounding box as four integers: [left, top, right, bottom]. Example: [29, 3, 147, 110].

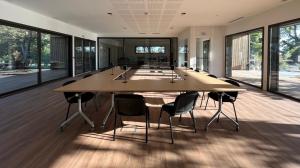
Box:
[101, 92, 115, 128]
[205, 93, 223, 131]
[205, 92, 239, 131]
[60, 94, 94, 131]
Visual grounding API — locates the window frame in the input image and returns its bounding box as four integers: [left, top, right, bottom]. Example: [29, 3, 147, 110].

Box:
[225, 27, 265, 89]
[0, 19, 72, 97]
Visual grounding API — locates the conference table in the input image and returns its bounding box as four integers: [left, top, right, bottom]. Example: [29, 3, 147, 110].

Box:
[55, 67, 245, 131]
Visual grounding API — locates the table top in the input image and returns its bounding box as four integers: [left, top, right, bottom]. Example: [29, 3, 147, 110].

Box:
[54, 67, 245, 93]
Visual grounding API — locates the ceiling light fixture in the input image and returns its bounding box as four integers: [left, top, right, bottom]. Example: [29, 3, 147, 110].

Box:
[181, 12, 187, 15]
[107, 12, 113, 15]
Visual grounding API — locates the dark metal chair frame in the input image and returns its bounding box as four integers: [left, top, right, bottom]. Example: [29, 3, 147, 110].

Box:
[158, 91, 199, 144]
[113, 94, 150, 143]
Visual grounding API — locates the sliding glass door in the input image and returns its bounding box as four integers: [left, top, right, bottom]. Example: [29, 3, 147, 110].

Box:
[0, 22, 71, 95]
[269, 20, 300, 99]
[41, 33, 69, 82]
[75, 37, 96, 75]
[225, 28, 263, 87]
[203, 40, 210, 72]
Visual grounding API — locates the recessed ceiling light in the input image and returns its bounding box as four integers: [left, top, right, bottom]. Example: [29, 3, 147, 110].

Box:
[144, 12, 149, 15]
[107, 12, 113, 15]
[181, 12, 187, 15]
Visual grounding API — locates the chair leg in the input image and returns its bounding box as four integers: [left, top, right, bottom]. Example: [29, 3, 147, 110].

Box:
[158, 108, 163, 129]
[213, 100, 216, 107]
[148, 110, 151, 128]
[119, 116, 124, 128]
[205, 97, 209, 110]
[65, 104, 71, 120]
[189, 111, 197, 133]
[113, 110, 117, 141]
[145, 111, 148, 143]
[200, 92, 205, 108]
[232, 103, 239, 131]
[232, 103, 238, 123]
[179, 114, 182, 122]
[169, 116, 174, 144]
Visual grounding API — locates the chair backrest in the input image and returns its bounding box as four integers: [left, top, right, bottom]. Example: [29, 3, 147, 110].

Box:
[174, 91, 199, 114]
[62, 80, 77, 102]
[83, 74, 92, 78]
[114, 94, 147, 116]
[224, 79, 240, 100]
[207, 74, 217, 78]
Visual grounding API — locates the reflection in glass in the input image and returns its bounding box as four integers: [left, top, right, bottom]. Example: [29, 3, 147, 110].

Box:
[225, 29, 263, 87]
[41, 33, 69, 82]
[269, 21, 300, 99]
[0, 25, 38, 94]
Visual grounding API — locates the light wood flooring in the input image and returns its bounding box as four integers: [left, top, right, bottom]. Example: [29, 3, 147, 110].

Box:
[0, 69, 300, 168]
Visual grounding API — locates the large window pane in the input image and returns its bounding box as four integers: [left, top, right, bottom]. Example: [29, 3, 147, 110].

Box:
[269, 21, 300, 99]
[0, 25, 38, 94]
[41, 33, 69, 82]
[225, 29, 263, 87]
[75, 38, 83, 75]
[75, 37, 96, 75]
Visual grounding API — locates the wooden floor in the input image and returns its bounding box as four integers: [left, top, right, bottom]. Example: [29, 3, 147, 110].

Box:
[0, 69, 300, 168]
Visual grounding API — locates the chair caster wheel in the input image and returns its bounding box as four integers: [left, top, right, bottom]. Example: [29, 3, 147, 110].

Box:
[204, 127, 208, 132]
[236, 126, 239, 132]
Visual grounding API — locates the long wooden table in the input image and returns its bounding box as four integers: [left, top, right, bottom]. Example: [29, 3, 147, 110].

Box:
[55, 67, 245, 131]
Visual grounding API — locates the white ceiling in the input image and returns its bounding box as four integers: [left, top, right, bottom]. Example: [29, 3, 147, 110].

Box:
[5, 0, 292, 37]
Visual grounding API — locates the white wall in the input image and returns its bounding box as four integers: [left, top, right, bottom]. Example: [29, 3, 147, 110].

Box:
[225, 0, 300, 90]
[0, 1, 98, 76]
[177, 26, 225, 77]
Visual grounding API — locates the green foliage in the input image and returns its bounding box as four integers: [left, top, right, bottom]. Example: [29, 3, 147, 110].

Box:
[279, 23, 300, 70]
[250, 31, 263, 70]
[0, 25, 38, 68]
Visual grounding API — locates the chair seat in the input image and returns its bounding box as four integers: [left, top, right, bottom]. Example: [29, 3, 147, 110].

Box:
[208, 92, 235, 102]
[162, 102, 176, 116]
[68, 92, 95, 104]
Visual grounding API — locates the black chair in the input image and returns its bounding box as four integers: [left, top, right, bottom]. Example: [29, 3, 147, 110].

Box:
[195, 69, 200, 72]
[113, 94, 150, 143]
[62, 80, 96, 121]
[205, 80, 240, 130]
[200, 74, 217, 108]
[158, 91, 199, 144]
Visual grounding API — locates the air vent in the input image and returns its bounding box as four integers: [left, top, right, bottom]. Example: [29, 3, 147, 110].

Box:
[229, 17, 244, 23]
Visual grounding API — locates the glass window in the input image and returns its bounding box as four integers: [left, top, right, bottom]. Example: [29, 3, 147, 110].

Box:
[225, 28, 263, 87]
[75, 38, 83, 75]
[0, 24, 38, 94]
[41, 33, 69, 82]
[136, 46, 149, 54]
[150, 46, 165, 53]
[75, 37, 96, 75]
[269, 20, 300, 99]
